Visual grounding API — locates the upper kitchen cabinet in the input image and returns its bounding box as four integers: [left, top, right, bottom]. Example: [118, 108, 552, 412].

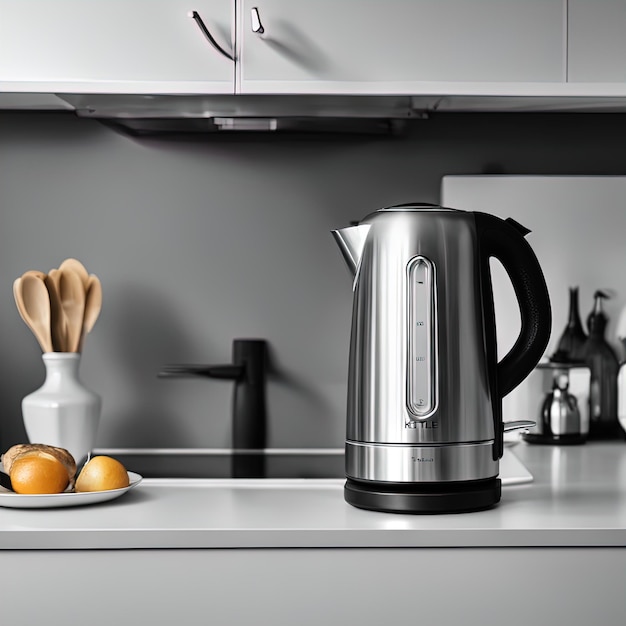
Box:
[237, 0, 566, 94]
[0, 0, 234, 94]
[568, 0, 626, 83]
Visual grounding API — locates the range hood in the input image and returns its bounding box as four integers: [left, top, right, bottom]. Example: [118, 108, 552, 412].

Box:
[10, 91, 626, 136]
[57, 94, 420, 136]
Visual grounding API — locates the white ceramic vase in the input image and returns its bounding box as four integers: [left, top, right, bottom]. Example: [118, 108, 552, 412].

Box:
[22, 353, 101, 463]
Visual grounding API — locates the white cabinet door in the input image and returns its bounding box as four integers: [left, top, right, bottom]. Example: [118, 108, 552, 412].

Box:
[568, 0, 626, 82]
[0, 0, 234, 93]
[238, 0, 565, 94]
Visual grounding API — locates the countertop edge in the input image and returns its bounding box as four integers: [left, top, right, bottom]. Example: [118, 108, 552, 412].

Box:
[2, 528, 626, 550]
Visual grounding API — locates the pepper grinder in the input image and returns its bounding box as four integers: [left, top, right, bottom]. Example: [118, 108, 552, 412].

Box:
[582, 290, 624, 440]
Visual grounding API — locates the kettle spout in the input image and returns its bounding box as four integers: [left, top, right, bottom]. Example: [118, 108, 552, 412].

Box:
[331, 224, 371, 276]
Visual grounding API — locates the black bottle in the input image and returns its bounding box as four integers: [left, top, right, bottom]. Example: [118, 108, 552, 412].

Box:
[583, 290, 624, 440]
[551, 286, 588, 363]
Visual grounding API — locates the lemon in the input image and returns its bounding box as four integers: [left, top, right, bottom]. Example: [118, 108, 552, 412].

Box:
[75, 455, 129, 492]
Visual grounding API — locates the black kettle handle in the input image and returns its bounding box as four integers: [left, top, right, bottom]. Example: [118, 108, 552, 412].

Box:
[476, 213, 552, 395]
[475, 213, 552, 458]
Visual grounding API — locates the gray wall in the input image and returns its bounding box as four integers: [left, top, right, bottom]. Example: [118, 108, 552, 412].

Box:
[2, 111, 626, 450]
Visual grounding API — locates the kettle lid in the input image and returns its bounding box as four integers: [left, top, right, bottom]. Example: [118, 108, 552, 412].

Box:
[378, 202, 460, 212]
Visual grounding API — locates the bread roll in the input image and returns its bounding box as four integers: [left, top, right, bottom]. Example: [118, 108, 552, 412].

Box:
[2, 443, 77, 481]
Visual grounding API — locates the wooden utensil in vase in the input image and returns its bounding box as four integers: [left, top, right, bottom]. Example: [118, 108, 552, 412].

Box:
[78, 274, 102, 352]
[15, 273, 53, 353]
[59, 258, 89, 288]
[45, 269, 68, 352]
[59, 268, 86, 353]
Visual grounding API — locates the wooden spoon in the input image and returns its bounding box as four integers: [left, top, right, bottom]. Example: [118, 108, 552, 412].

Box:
[45, 269, 68, 352]
[59, 268, 86, 353]
[21, 270, 46, 281]
[59, 258, 89, 289]
[13, 277, 27, 325]
[16, 274, 53, 353]
[78, 274, 102, 352]
[13, 270, 48, 324]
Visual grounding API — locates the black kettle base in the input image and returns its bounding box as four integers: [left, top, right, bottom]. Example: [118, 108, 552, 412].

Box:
[344, 477, 501, 514]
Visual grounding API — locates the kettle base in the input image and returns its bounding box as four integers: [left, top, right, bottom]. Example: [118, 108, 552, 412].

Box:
[344, 477, 501, 514]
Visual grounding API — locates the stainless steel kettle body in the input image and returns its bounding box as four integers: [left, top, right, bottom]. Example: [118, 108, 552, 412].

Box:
[333, 204, 551, 513]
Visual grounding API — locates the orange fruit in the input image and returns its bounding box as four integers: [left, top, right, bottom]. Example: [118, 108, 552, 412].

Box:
[75, 456, 129, 492]
[10, 454, 70, 494]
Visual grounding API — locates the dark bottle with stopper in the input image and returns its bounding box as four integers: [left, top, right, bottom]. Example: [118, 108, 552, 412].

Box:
[551, 286, 588, 364]
[583, 290, 624, 440]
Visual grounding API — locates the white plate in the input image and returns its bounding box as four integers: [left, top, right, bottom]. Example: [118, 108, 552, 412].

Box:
[0, 471, 142, 509]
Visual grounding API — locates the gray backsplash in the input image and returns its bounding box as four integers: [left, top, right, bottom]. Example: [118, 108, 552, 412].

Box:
[2, 111, 626, 451]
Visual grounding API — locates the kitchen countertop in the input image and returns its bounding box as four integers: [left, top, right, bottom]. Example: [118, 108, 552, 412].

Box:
[0, 442, 625, 550]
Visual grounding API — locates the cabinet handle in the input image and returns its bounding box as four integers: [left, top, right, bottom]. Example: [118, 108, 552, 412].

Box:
[189, 10, 234, 61]
[251, 7, 265, 34]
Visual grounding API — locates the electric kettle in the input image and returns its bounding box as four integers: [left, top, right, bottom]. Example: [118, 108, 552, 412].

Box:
[333, 203, 552, 513]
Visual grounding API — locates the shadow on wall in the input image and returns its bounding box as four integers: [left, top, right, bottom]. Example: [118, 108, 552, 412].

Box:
[0, 368, 30, 450]
[95, 282, 335, 449]
[99, 283, 193, 447]
[265, 341, 336, 440]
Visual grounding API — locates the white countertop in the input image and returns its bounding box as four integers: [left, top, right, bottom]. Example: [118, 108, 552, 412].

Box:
[1, 442, 625, 550]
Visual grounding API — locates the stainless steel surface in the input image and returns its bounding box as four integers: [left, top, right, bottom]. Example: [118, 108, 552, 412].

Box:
[503, 420, 536, 432]
[527, 364, 591, 438]
[59, 94, 416, 124]
[346, 441, 497, 482]
[59, 93, 417, 135]
[334, 202, 551, 493]
[546, 373, 582, 435]
[336, 205, 493, 447]
[331, 224, 371, 278]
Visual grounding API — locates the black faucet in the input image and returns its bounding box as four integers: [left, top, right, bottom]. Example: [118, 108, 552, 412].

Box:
[159, 339, 267, 450]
